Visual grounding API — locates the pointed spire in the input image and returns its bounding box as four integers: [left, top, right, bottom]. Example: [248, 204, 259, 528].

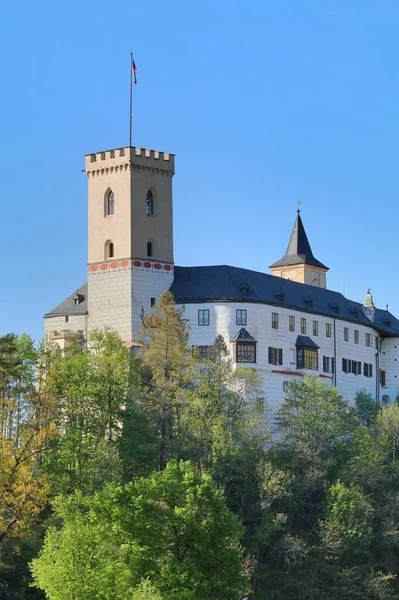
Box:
[270, 211, 328, 270]
[363, 289, 375, 323]
[363, 289, 375, 310]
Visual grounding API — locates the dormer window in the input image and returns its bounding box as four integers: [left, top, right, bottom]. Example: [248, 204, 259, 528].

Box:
[73, 293, 84, 306]
[107, 191, 115, 215]
[146, 190, 154, 216]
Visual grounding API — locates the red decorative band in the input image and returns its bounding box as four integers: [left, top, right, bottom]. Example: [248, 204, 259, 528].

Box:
[272, 370, 303, 377]
[88, 259, 174, 273]
[272, 370, 332, 379]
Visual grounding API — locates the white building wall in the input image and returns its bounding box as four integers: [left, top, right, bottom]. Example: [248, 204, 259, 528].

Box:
[181, 301, 388, 418]
[88, 265, 133, 342]
[131, 264, 174, 342]
[380, 338, 399, 404]
[87, 259, 174, 345]
[44, 314, 87, 338]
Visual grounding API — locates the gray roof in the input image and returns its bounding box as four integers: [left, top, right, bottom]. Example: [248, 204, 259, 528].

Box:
[231, 328, 257, 342]
[269, 211, 328, 270]
[296, 335, 320, 349]
[45, 265, 399, 338]
[44, 283, 88, 317]
[170, 265, 399, 337]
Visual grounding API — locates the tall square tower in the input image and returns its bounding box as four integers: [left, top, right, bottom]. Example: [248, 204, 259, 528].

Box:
[85, 146, 175, 345]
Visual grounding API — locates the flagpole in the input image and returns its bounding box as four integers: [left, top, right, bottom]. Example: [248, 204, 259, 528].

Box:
[129, 52, 133, 147]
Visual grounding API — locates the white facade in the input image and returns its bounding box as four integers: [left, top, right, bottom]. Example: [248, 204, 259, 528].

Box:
[181, 301, 397, 416]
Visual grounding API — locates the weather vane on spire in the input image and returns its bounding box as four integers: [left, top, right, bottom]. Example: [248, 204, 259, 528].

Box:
[297, 199, 302, 213]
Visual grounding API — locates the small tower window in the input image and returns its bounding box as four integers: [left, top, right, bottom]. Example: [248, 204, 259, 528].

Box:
[147, 241, 153, 257]
[105, 240, 114, 259]
[107, 191, 115, 215]
[146, 190, 154, 216]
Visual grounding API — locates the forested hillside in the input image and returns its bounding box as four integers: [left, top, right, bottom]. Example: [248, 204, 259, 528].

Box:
[1, 291, 399, 599]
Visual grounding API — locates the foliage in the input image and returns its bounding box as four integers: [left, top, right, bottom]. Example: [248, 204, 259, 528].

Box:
[30, 461, 249, 600]
[3, 310, 399, 600]
[137, 290, 192, 470]
[44, 328, 131, 495]
[0, 334, 57, 598]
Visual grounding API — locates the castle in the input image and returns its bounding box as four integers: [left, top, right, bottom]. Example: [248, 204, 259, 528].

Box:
[44, 144, 399, 414]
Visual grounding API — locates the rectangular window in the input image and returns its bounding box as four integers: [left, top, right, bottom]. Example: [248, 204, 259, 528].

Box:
[297, 348, 318, 370]
[272, 312, 279, 329]
[344, 327, 349, 342]
[381, 370, 386, 387]
[236, 309, 247, 326]
[323, 356, 330, 373]
[289, 315, 295, 332]
[326, 323, 332, 338]
[365, 333, 371, 347]
[351, 360, 361, 375]
[332, 357, 335, 374]
[313, 320, 318, 336]
[236, 342, 256, 363]
[375, 336, 379, 350]
[198, 310, 209, 326]
[342, 358, 348, 373]
[65, 315, 69, 323]
[198, 345, 211, 360]
[268, 347, 283, 366]
[364, 363, 373, 378]
[354, 330, 359, 344]
[301, 318, 306, 334]
[150, 297, 156, 307]
[289, 349, 296, 364]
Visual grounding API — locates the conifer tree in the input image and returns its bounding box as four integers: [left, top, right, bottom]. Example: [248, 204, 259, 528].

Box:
[136, 290, 192, 469]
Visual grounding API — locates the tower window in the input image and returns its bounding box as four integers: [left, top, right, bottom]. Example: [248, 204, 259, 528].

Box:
[105, 240, 114, 259]
[147, 241, 153, 257]
[107, 191, 115, 215]
[146, 190, 154, 216]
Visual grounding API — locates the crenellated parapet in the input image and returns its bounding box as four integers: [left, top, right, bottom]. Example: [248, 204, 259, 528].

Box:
[85, 146, 175, 177]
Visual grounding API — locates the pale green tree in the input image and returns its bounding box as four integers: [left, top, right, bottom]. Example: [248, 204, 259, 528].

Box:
[31, 461, 249, 600]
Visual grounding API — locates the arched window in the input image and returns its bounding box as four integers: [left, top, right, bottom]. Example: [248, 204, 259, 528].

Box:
[146, 190, 154, 216]
[107, 191, 115, 215]
[147, 241, 153, 257]
[382, 394, 391, 405]
[105, 240, 114, 259]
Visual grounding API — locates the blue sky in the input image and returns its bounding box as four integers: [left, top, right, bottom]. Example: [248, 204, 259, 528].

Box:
[2, 0, 399, 342]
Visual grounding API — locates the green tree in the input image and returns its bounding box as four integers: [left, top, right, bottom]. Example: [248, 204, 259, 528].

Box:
[45, 328, 131, 495]
[137, 290, 192, 470]
[354, 389, 378, 428]
[31, 461, 249, 600]
[0, 334, 58, 599]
